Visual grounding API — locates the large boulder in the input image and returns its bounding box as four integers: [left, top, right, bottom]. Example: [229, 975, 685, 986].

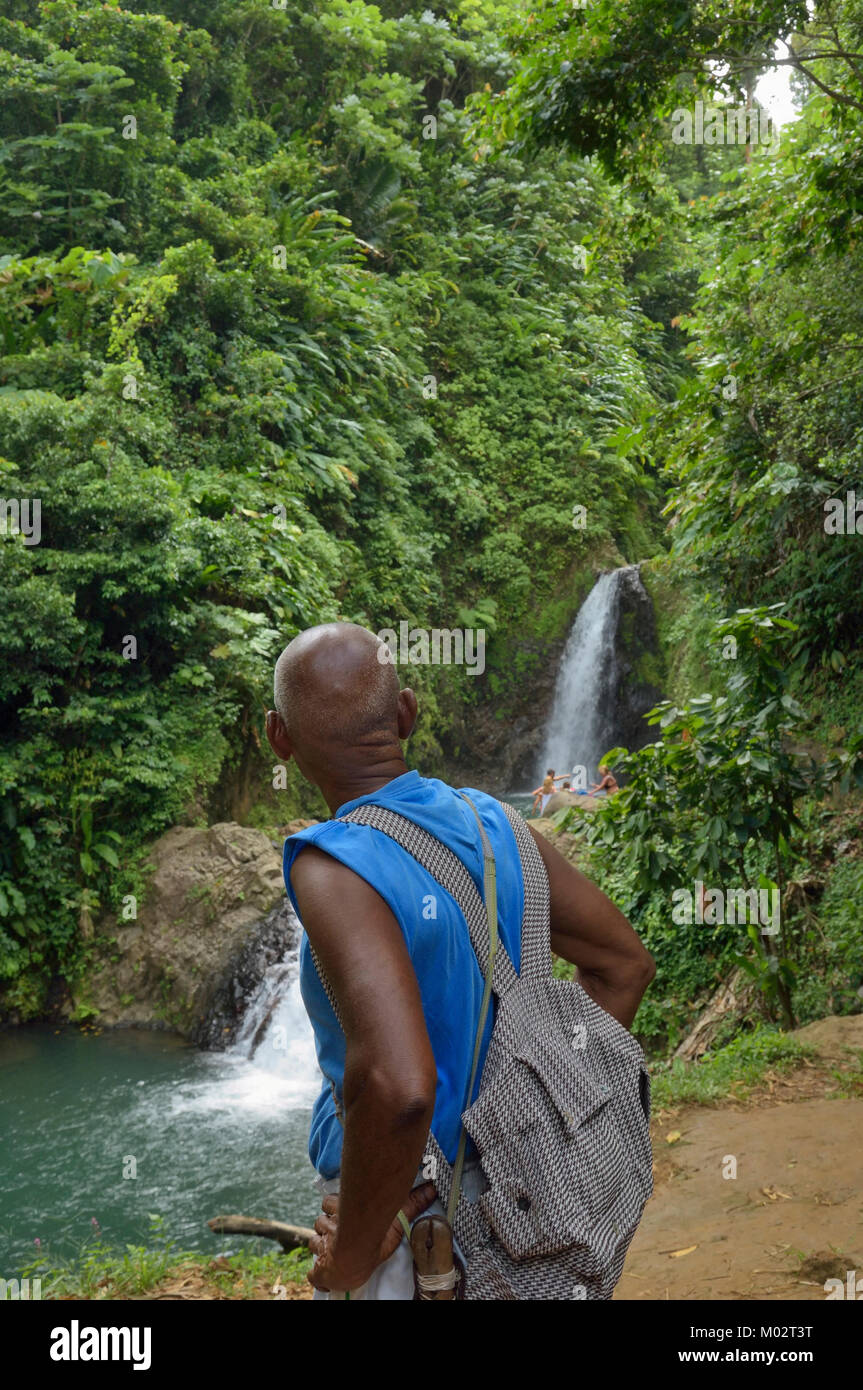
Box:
[78, 822, 292, 1036]
[542, 790, 590, 815]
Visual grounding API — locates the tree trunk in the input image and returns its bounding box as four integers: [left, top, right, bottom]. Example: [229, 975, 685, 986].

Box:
[673, 967, 758, 1061]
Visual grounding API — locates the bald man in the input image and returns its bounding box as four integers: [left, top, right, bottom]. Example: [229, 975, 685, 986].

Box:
[266, 622, 654, 1299]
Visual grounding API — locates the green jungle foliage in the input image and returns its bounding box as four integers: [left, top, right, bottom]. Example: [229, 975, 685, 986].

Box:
[0, 0, 664, 1008]
[495, 0, 863, 709]
[557, 608, 863, 1040]
[502, 0, 863, 1042]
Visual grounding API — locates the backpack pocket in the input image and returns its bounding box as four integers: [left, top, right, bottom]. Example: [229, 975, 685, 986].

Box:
[463, 1035, 629, 1263]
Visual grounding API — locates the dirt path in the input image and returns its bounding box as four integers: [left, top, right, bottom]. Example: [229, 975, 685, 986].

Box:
[616, 1016, 863, 1301]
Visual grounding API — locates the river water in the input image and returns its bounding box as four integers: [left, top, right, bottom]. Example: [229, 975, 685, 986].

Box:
[0, 966, 322, 1272]
[1, 799, 541, 1276]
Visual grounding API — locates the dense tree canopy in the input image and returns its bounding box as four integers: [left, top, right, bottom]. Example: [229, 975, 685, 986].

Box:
[0, 0, 664, 1011]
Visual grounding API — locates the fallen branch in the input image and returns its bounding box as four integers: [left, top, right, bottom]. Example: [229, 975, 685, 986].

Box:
[673, 967, 758, 1062]
[208, 1215, 315, 1252]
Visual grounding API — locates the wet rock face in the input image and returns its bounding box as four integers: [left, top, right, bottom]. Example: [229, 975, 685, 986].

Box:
[195, 897, 297, 1050]
[442, 638, 569, 794]
[80, 823, 290, 1037]
[609, 565, 665, 756]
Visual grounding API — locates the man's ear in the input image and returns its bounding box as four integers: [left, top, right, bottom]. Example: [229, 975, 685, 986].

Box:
[397, 688, 418, 740]
[266, 710, 293, 762]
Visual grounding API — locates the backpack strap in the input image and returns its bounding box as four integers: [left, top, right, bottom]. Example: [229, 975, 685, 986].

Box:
[499, 802, 553, 982]
[306, 799, 551, 1017]
[446, 793, 497, 1225]
[336, 802, 520, 997]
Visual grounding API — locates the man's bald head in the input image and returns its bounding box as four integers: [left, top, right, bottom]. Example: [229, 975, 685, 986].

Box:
[273, 623, 401, 751]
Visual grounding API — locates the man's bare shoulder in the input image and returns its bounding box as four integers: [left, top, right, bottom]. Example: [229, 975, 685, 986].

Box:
[291, 841, 355, 881]
[289, 842, 385, 908]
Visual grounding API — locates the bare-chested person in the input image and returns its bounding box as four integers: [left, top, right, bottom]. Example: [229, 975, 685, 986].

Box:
[589, 764, 619, 795]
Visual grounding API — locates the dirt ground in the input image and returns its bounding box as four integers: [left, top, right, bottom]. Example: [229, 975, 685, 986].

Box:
[616, 1015, 863, 1301]
[111, 1265, 314, 1301]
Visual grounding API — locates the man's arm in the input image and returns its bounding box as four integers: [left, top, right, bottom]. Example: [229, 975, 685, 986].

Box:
[527, 824, 654, 1029]
[290, 845, 437, 1291]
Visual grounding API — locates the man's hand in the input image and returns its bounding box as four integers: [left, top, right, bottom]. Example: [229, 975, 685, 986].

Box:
[308, 1180, 437, 1293]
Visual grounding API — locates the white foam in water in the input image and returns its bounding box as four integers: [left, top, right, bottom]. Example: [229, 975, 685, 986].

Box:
[163, 921, 322, 1118]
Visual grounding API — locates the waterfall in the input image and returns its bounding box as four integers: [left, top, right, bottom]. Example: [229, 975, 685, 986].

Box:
[231, 915, 320, 1091]
[189, 899, 322, 1114]
[538, 567, 633, 785]
[225, 902, 321, 1102]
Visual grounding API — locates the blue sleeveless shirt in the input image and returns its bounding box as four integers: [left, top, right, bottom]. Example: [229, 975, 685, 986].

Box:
[283, 771, 524, 1180]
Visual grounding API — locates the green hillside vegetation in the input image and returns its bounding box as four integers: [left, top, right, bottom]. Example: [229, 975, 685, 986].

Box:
[518, 0, 863, 1045]
[0, 0, 665, 1014]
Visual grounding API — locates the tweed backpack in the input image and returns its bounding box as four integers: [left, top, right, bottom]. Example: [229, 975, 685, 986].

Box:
[312, 792, 653, 1301]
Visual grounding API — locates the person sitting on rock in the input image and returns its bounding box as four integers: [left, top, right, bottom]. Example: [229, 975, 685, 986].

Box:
[531, 770, 571, 815]
[589, 765, 619, 796]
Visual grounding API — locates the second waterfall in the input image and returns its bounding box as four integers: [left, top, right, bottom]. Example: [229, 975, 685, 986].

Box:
[537, 567, 636, 785]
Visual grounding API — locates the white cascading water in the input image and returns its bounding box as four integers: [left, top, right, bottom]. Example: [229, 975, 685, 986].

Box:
[538, 568, 628, 785]
[228, 903, 321, 1099]
[170, 903, 322, 1118]
[232, 917, 320, 1093]
[122, 900, 324, 1241]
